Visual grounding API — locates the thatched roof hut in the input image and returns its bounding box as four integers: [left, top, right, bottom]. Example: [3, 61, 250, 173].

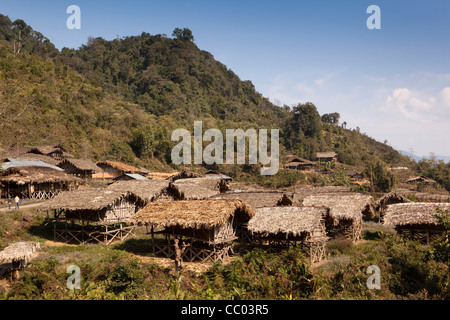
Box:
[248, 206, 328, 239]
[131, 199, 255, 230]
[0, 166, 80, 199]
[131, 200, 255, 261]
[210, 189, 293, 209]
[383, 203, 450, 228]
[107, 179, 170, 204]
[42, 189, 140, 244]
[302, 193, 374, 222]
[0, 166, 80, 185]
[167, 169, 202, 182]
[302, 193, 374, 242]
[384, 203, 450, 244]
[42, 188, 139, 213]
[374, 192, 411, 215]
[405, 176, 435, 184]
[58, 158, 103, 179]
[0, 241, 40, 263]
[94, 160, 139, 179]
[293, 186, 353, 205]
[316, 152, 337, 161]
[248, 206, 329, 263]
[169, 177, 230, 200]
[284, 156, 317, 170]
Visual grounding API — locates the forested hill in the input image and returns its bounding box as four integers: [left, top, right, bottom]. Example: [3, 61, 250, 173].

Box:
[0, 14, 411, 173]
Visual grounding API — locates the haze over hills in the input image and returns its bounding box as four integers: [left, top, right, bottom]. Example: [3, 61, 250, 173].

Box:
[398, 150, 450, 164]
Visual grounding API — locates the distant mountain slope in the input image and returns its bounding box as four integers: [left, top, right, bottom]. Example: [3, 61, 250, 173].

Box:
[0, 13, 413, 173]
[399, 150, 450, 163]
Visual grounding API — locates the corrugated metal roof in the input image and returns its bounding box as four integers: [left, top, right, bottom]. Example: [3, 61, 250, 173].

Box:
[1, 158, 64, 171]
[124, 173, 148, 180]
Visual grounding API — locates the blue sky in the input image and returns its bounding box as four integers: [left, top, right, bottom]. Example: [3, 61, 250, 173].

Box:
[1, 0, 450, 158]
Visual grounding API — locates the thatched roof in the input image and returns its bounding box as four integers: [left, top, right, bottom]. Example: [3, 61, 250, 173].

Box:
[41, 188, 137, 211]
[58, 158, 103, 172]
[0, 241, 40, 263]
[170, 177, 229, 200]
[293, 186, 353, 204]
[210, 189, 293, 209]
[374, 192, 411, 213]
[405, 176, 435, 183]
[248, 206, 328, 237]
[107, 180, 170, 203]
[96, 160, 138, 173]
[302, 193, 374, 221]
[0, 146, 35, 158]
[0, 166, 81, 185]
[383, 203, 450, 227]
[167, 169, 202, 182]
[130, 199, 255, 229]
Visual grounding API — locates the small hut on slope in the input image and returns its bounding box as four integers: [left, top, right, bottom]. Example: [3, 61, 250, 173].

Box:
[0, 166, 80, 200]
[0, 241, 40, 280]
[58, 158, 103, 179]
[383, 203, 450, 244]
[302, 193, 374, 242]
[42, 189, 141, 244]
[130, 200, 255, 262]
[94, 160, 139, 180]
[248, 206, 329, 263]
[169, 177, 230, 200]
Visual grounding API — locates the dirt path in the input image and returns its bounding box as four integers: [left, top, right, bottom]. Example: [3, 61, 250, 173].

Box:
[0, 202, 44, 212]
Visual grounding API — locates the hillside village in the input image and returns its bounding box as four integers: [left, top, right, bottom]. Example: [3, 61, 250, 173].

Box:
[0, 143, 448, 287]
[0, 13, 449, 301]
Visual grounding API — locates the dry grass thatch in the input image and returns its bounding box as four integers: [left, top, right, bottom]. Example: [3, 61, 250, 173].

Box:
[302, 193, 374, 221]
[293, 186, 353, 204]
[170, 177, 229, 200]
[383, 203, 450, 227]
[107, 180, 170, 203]
[248, 206, 328, 237]
[58, 158, 103, 172]
[0, 166, 81, 185]
[167, 169, 202, 182]
[210, 189, 293, 209]
[0, 241, 41, 263]
[41, 188, 136, 211]
[96, 160, 138, 173]
[130, 199, 255, 229]
[375, 192, 411, 213]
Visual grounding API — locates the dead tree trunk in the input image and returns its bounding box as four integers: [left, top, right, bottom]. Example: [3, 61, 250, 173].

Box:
[174, 238, 190, 273]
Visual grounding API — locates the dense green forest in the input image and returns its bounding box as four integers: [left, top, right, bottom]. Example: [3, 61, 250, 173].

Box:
[1, 13, 448, 190]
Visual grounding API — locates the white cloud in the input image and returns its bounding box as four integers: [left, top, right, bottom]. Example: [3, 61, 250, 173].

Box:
[384, 88, 435, 121]
[440, 87, 450, 107]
